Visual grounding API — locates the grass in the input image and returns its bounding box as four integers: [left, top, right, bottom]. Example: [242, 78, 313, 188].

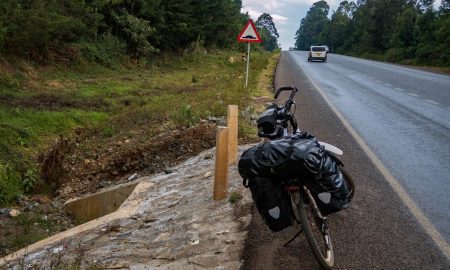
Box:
[238, 50, 280, 141]
[0, 49, 281, 259]
[229, 191, 243, 204]
[0, 50, 275, 206]
[1, 210, 67, 256]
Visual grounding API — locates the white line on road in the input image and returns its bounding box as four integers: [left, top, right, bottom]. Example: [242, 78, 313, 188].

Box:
[408, 93, 419, 97]
[426, 100, 439, 105]
[395, 88, 404, 92]
[384, 84, 392, 87]
[303, 73, 450, 262]
[375, 80, 382, 83]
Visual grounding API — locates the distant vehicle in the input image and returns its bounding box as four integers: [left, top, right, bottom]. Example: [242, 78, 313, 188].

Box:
[322, 45, 329, 52]
[308, 46, 327, 62]
[289, 47, 294, 51]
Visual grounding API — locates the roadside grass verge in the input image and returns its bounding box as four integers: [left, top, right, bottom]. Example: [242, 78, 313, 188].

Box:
[0, 50, 275, 206]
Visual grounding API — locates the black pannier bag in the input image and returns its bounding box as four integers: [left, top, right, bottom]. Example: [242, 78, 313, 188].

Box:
[239, 132, 351, 216]
[248, 176, 293, 232]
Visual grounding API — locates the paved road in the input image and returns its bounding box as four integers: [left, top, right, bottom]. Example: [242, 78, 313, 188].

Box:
[242, 52, 450, 269]
[291, 51, 450, 244]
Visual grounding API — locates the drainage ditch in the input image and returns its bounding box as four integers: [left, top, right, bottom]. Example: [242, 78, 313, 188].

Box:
[63, 182, 139, 223]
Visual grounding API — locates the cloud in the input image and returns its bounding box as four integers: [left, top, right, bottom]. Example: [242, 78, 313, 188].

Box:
[271, 14, 289, 25]
[243, 8, 262, 20]
[284, 0, 341, 6]
[242, 0, 285, 14]
[241, 0, 342, 49]
[243, 0, 285, 11]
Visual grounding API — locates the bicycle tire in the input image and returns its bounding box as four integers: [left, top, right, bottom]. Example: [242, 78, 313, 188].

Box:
[298, 188, 334, 269]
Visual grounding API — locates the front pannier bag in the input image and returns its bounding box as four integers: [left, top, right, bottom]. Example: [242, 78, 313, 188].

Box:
[239, 132, 351, 218]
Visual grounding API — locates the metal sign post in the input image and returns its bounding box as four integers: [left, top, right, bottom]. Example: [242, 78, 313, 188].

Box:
[245, 43, 250, 89]
[237, 20, 262, 89]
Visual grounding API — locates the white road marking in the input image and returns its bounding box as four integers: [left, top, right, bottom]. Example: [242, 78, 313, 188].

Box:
[408, 93, 419, 97]
[395, 88, 404, 92]
[375, 80, 382, 83]
[384, 84, 392, 87]
[426, 100, 439, 105]
[303, 72, 450, 262]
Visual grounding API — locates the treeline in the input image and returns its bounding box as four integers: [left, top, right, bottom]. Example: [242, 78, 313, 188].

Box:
[295, 0, 450, 66]
[0, 0, 279, 64]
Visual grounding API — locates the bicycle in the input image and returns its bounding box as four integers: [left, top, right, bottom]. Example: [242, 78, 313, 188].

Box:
[256, 86, 355, 269]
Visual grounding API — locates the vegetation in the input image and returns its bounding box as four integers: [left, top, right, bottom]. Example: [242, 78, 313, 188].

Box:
[0, 50, 280, 256]
[229, 191, 243, 204]
[0, 50, 278, 206]
[295, 0, 450, 67]
[256, 13, 280, 52]
[0, 1, 282, 206]
[0, 0, 248, 61]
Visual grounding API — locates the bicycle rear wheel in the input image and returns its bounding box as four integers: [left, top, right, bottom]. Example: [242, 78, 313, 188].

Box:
[297, 187, 334, 269]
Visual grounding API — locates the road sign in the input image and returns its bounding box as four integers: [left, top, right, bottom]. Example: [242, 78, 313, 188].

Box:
[237, 20, 262, 43]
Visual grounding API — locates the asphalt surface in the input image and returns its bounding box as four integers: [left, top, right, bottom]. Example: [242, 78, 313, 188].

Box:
[291, 51, 450, 244]
[241, 52, 450, 269]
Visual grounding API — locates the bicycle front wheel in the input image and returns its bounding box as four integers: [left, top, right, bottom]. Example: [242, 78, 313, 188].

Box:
[298, 187, 334, 269]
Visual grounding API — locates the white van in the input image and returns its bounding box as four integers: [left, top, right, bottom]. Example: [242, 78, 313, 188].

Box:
[308, 46, 327, 62]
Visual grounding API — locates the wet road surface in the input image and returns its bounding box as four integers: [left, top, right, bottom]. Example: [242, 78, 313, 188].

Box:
[242, 52, 450, 269]
[290, 51, 450, 244]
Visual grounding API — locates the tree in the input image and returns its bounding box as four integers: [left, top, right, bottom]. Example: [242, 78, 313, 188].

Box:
[387, 5, 418, 61]
[256, 13, 279, 38]
[434, 1, 450, 65]
[329, 1, 357, 52]
[1, 0, 96, 61]
[294, 0, 448, 66]
[256, 13, 279, 51]
[294, 0, 330, 50]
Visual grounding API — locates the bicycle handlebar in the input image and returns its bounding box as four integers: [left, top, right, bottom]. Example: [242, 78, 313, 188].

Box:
[274, 86, 298, 99]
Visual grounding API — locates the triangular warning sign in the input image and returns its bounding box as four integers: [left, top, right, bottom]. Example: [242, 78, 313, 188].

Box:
[237, 20, 262, 43]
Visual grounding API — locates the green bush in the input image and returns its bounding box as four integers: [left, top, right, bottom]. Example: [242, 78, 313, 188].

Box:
[112, 11, 158, 57]
[76, 34, 127, 67]
[0, 163, 23, 206]
[171, 104, 199, 128]
[1, 0, 95, 61]
[229, 191, 242, 204]
[385, 48, 405, 62]
[415, 44, 434, 64]
[22, 168, 38, 193]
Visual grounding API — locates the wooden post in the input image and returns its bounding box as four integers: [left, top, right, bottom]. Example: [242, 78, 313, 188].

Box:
[227, 105, 238, 165]
[213, 127, 229, 200]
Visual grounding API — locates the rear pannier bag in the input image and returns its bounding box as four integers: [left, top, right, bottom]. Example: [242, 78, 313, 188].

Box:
[239, 132, 351, 215]
[248, 176, 293, 232]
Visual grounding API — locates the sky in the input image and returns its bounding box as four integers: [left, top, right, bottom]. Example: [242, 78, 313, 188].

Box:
[241, 0, 341, 50]
[241, 0, 443, 50]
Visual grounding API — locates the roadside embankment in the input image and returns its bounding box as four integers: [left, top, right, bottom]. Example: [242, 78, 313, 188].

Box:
[1, 146, 254, 269]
